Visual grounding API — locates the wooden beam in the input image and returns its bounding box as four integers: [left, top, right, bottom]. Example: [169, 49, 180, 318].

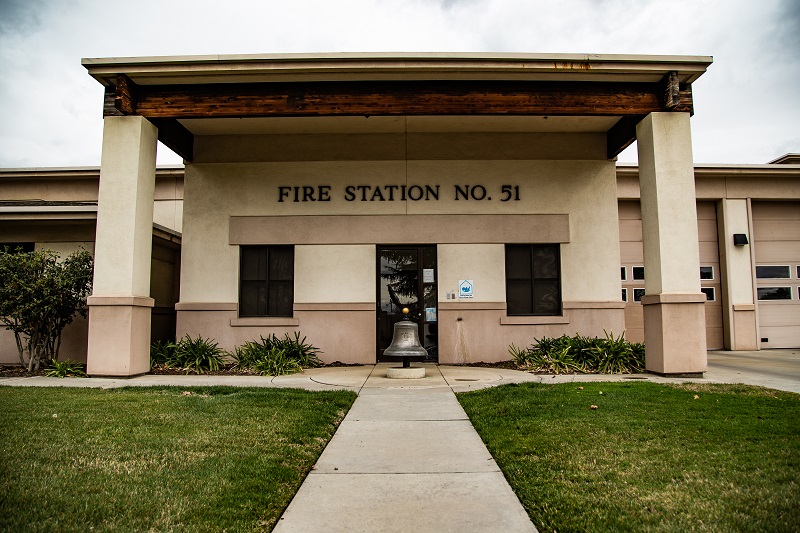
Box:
[607, 115, 644, 159]
[114, 74, 138, 115]
[661, 71, 681, 109]
[98, 80, 680, 119]
[103, 85, 124, 116]
[149, 118, 194, 162]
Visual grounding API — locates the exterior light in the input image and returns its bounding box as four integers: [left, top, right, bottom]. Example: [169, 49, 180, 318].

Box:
[733, 234, 749, 246]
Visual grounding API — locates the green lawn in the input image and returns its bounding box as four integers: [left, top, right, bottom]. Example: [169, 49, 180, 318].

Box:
[0, 386, 356, 532]
[458, 382, 800, 532]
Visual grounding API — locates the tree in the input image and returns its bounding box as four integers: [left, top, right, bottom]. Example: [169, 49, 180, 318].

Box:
[0, 247, 93, 371]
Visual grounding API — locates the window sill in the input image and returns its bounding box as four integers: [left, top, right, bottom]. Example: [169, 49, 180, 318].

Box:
[230, 317, 300, 327]
[500, 315, 569, 325]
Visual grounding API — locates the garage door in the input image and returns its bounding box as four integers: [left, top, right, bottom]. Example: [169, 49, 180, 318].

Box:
[619, 200, 723, 349]
[752, 201, 800, 348]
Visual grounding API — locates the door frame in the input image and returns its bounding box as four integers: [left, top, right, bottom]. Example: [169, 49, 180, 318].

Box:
[375, 244, 438, 362]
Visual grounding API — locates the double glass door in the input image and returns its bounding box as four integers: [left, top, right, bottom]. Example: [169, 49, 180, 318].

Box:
[377, 246, 437, 362]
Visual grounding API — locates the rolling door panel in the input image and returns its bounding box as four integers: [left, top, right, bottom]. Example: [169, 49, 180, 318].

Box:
[752, 201, 800, 348]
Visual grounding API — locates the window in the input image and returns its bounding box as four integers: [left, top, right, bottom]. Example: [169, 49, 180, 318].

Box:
[756, 265, 791, 279]
[0, 242, 34, 253]
[620, 266, 627, 281]
[700, 266, 714, 280]
[633, 288, 646, 302]
[621, 288, 628, 302]
[701, 287, 716, 301]
[505, 244, 561, 316]
[632, 266, 645, 280]
[757, 287, 792, 301]
[239, 245, 294, 317]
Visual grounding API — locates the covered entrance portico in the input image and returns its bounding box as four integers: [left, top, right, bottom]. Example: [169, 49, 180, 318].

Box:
[82, 52, 712, 376]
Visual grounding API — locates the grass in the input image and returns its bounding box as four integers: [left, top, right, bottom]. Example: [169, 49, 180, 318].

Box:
[458, 382, 800, 532]
[0, 386, 356, 532]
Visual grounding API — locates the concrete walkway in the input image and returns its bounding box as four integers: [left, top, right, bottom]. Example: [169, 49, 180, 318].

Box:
[274, 364, 535, 532]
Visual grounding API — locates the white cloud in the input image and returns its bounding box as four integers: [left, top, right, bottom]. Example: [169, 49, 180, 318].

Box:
[0, 0, 796, 167]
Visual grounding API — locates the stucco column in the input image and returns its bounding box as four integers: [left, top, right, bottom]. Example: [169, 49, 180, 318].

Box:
[718, 199, 758, 349]
[87, 116, 157, 376]
[636, 112, 707, 375]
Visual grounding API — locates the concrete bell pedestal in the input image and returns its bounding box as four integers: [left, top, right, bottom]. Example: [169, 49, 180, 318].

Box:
[386, 366, 426, 379]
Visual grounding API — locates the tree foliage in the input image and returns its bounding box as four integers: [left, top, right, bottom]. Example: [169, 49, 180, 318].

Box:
[0, 247, 93, 371]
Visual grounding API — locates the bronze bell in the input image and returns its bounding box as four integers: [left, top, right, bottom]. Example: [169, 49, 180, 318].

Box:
[383, 308, 427, 367]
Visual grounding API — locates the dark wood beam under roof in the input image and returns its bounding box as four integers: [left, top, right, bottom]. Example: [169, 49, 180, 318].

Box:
[86, 53, 711, 162]
[104, 76, 694, 120]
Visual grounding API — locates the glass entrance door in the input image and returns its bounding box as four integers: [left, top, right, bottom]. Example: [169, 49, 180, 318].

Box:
[377, 246, 437, 362]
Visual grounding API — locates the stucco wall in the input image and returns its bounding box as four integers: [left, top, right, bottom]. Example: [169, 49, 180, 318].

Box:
[179, 131, 621, 362]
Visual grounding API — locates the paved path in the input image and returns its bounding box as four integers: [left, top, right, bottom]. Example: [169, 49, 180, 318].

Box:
[274, 364, 536, 532]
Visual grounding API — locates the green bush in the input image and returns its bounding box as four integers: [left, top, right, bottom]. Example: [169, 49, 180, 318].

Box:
[509, 331, 645, 374]
[149, 340, 177, 367]
[160, 335, 226, 374]
[0, 248, 93, 371]
[44, 360, 86, 378]
[233, 333, 322, 376]
[252, 348, 303, 376]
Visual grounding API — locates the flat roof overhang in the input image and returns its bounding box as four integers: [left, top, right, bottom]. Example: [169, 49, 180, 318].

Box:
[82, 52, 712, 162]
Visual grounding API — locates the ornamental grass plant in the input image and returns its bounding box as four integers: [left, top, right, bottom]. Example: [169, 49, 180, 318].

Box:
[510, 331, 645, 374]
[233, 333, 323, 376]
[150, 332, 323, 376]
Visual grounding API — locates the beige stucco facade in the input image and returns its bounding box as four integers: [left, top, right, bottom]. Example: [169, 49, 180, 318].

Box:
[176, 132, 624, 363]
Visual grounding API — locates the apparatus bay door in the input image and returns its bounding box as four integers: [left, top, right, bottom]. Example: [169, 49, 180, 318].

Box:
[377, 246, 438, 362]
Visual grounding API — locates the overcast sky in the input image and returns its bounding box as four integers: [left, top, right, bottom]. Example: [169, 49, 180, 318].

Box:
[0, 0, 798, 167]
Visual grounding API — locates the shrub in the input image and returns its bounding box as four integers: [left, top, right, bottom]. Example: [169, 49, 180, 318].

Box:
[233, 333, 322, 376]
[150, 340, 177, 367]
[590, 330, 645, 374]
[167, 335, 226, 374]
[510, 331, 645, 374]
[44, 360, 86, 378]
[0, 248, 93, 371]
[251, 348, 303, 376]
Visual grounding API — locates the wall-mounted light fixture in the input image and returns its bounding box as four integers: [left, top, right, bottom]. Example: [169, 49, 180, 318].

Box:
[733, 233, 749, 246]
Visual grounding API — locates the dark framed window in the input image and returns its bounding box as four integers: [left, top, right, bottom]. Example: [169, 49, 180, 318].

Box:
[505, 244, 561, 316]
[700, 266, 714, 280]
[632, 266, 645, 280]
[756, 265, 790, 279]
[239, 245, 294, 317]
[701, 287, 716, 301]
[621, 288, 628, 302]
[757, 287, 792, 301]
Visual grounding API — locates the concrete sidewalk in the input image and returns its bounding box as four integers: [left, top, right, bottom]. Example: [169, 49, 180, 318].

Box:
[273, 364, 536, 533]
[3, 350, 798, 393]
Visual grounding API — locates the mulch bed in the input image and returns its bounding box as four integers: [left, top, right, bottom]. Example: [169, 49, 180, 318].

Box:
[0, 366, 46, 378]
[1, 361, 523, 378]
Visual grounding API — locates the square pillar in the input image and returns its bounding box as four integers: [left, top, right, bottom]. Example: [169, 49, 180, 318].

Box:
[87, 116, 157, 376]
[636, 112, 707, 375]
[718, 199, 758, 350]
